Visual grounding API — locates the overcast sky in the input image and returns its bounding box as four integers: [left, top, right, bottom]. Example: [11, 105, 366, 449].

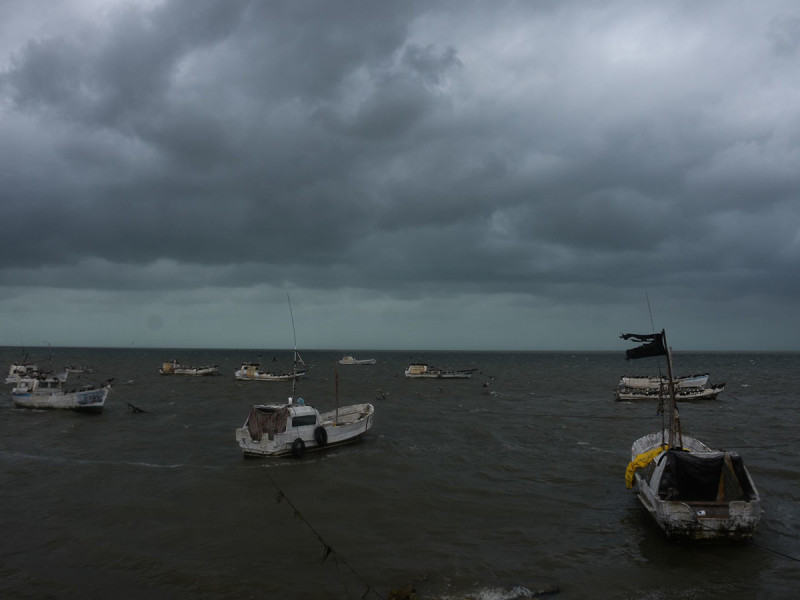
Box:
[1, 0, 799, 351]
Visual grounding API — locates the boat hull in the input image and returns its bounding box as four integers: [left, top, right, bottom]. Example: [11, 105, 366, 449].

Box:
[629, 432, 761, 541]
[12, 385, 110, 413]
[615, 384, 725, 401]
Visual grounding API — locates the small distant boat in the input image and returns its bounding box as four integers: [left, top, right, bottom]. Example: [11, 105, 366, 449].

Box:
[404, 363, 476, 379]
[159, 360, 219, 376]
[235, 359, 307, 382]
[622, 330, 761, 540]
[235, 397, 374, 458]
[620, 373, 709, 390]
[12, 375, 111, 413]
[338, 355, 376, 365]
[65, 365, 95, 374]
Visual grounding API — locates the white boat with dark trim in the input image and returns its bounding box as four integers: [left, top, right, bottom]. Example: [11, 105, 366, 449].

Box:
[404, 363, 476, 379]
[615, 382, 726, 402]
[12, 375, 111, 413]
[159, 360, 219, 376]
[622, 330, 761, 540]
[338, 355, 376, 365]
[235, 397, 374, 458]
[620, 373, 709, 390]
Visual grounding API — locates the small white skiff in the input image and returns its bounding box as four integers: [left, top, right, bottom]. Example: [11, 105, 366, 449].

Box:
[12, 375, 111, 413]
[235, 398, 374, 458]
[159, 360, 219, 376]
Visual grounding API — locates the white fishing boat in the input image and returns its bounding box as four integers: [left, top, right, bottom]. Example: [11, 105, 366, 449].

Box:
[234, 360, 308, 381]
[159, 360, 219, 376]
[65, 365, 95, 374]
[622, 330, 761, 540]
[404, 363, 476, 379]
[12, 375, 111, 413]
[235, 397, 374, 457]
[338, 355, 376, 365]
[620, 373, 709, 390]
[615, 383, 726, 402]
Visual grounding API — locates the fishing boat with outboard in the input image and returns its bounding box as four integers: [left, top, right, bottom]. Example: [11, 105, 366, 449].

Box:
[236, 396, 374, 458]
[404, 364, 476, 379]
[622, 330, 761, 540]
[159, 360, 219, 376]
[12, 374, 112, 413]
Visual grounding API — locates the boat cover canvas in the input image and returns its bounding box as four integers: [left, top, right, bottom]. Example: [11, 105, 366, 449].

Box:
[626, 445, 667, 489]
[246, 407, 289, 441]
[658, 451, 753, 502]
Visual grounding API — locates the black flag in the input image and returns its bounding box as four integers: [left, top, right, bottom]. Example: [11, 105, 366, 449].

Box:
[620, 331, 667, 360]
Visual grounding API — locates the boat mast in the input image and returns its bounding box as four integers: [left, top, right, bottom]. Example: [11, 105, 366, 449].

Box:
[287, 293, 298, 398]
[662, 329, 682, 449]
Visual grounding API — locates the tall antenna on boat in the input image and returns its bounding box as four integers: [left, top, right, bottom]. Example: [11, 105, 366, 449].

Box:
[645, 291, 655, 334]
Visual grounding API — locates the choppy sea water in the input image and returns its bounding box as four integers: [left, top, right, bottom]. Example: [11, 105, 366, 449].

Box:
[1, 347, 798, 600]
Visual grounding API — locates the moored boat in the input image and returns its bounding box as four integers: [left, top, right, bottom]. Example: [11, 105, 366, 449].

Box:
[235, 397, 374, 457]
[338, 355, 376, 365]
[615, 383, 726, 402]
[234, 361, 308, 381]
[621, 330, 761, 540]
[404, 363, 476, 379]
[12, 375, 111, 413]
[159, 360, 219, 376]
[620, 373, 709, 390]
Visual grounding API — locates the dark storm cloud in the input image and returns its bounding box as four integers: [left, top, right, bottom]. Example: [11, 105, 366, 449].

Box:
[1, 0, 799, 349]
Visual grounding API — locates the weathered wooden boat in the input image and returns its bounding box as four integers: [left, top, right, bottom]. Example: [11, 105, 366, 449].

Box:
[235, 398, 374, 457]
[622, 330, 761, 540]
[404, 363, 476, 379]
[338, 355, 376, 365]
[620, 373, 709, 389]
[12, 375, 111, 413]
[615, 382, 725, 402]
[159, 360, 219, 376]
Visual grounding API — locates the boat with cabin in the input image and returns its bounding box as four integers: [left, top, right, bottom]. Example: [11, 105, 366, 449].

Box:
[12, 374, 111, 413]
[159, 360, 219, 376]
[622, 330, 761, 540]
[235, 353, 307, 381]
[338, 355, 376, 365]
[235, 397, 374, 457]
[404, 363, 476, 379]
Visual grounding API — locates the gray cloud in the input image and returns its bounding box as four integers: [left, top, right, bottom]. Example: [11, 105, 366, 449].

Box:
[1, 0, 799, 350]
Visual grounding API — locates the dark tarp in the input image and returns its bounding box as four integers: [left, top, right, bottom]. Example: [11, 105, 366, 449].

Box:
[658, 450, 754, 502]
[247, 407, 289, 442]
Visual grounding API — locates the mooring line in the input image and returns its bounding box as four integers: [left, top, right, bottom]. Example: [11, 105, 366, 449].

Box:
[263, 468, 384, 599]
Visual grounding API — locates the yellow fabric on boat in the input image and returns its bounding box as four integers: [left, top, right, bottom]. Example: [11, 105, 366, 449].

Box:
[625, 446, 668, 489]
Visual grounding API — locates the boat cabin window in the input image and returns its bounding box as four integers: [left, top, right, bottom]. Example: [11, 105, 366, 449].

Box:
[291, 415, 317, 427]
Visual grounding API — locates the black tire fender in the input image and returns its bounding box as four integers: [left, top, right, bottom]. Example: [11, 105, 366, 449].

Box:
[291, 437, 305, 458]
[314, 426, 328, 447]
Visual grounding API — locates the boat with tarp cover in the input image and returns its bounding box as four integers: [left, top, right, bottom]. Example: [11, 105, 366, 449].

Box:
[621, 330, 761, 540]
[159, 360, 219, 376]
